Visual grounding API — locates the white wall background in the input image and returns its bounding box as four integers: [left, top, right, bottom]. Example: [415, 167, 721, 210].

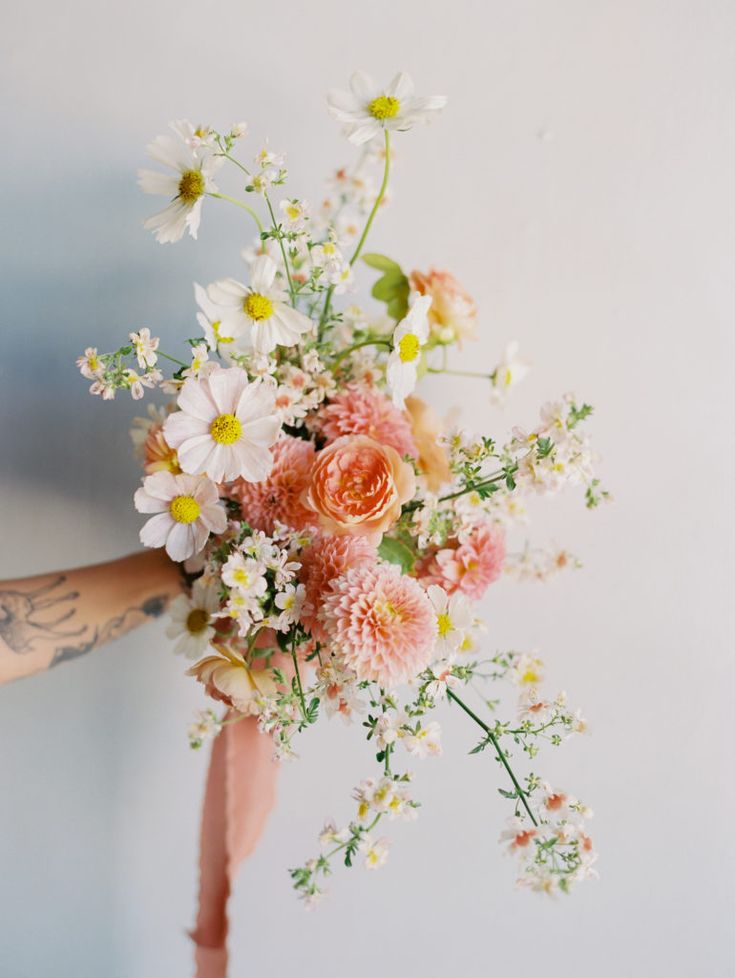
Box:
[1, 1, 733, 975]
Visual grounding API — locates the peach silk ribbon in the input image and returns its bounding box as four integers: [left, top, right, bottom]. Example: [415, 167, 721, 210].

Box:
[190, 715, 278, 977]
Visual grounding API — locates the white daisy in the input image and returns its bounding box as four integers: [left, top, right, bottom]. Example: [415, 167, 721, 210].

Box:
[138, 121, 223, 243]
[327, 71, 447, 145]
[386, 293, 432, 407]
[426, 584, 473, 657]
[194, 282, 246, 362]
[163, 366, 281, 483]
[134, 471, 227, 562]
[166, 578, 221, 659]
[208, 255, 313, 355]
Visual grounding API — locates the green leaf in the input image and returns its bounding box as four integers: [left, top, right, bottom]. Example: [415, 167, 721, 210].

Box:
[378, 536, 416, 573]
[361, 253, 403, 272]
[363, 255, 410, 322]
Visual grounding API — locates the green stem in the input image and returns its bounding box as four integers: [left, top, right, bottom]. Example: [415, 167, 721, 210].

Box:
[157, 350, 188, 369]
[447, 688, 538, 826]
[290, 632, 307, 721]
[318, 129, 392, 336]
[349, 130, 391, 266]
[331, 338, 392, 366]
[264, 192, 296, 305]
[437, 466, 517, 504]
[427, 367, 492, 380]
[207, 192, 264, 234]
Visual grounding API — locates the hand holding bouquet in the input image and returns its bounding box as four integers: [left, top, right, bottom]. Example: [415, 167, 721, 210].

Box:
[78, 70, 608, 908]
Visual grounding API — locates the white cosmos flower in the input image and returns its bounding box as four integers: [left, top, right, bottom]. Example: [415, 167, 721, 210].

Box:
[138, 121, 223, 243]
[327, 71, 447, 145]
[194, 283, 244, 361]
[386, 293, 432, 407]
[134, 471, 227, 561]
[426, 584, 473, 656]
[490, 341, 531, 406]
[163, 366, 281, 484]
[208, 255, 313, 355]
[166, 578, 221, 659]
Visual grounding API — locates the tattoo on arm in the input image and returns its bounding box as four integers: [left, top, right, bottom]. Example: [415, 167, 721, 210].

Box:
[0, 576, 85, 654]
[0, 575, 168, 668]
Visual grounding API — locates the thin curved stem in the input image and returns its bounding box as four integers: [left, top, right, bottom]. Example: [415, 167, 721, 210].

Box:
[207, 192, 264, 235]
[264, 192, 296, 305]
[349, 129, 391, 266]
[319, 129, 392, 335]
[330, 338, 392, 365]
[447, 688, 538, 826]
[157, 350, 188, 369]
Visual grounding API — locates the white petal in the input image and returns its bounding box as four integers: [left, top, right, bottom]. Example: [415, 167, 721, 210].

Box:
[249, 254, 276, 293]
[345, 121, 383, 146]
[231, 440, 273, 482]
[133, 488, 169, 514]
[273, 302, 312, 337]
[177, 377, 218, 423]
[386, 72, 414, 101]
[185, 198, 203, 239]
[200, 502, 228, 534]
[165, 521, 196, 562]
[177, 434, 217, 475]
[206, 366, 246, 415]
[140, 511, 173, 549]
[350, 70, 378, 102]
[207, 278, 247, 308]
[137, 169, 180, 196]
[164, 411, 210, 450]
[326, 90, 364, 123]
[250, 319, 278, 355]
[144, 200, 190, 243]
[235, 379, 275, 421]
[240, 415, 281, 447]
[140, 471, 179, 501]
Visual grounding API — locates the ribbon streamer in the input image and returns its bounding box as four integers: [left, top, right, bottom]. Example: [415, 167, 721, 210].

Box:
[190, 716, 278, 977]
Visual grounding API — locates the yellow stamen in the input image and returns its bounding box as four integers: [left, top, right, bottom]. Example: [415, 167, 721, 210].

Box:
[210, 413, 242, 445]
[186, 608, 210, 634]
[244, 293, 274, 321]
[398, 333, 420, 363]
[178, 169, 205, 204]
[437, 613, 453, 638]
[369, 95, 400, 120]
[170, 495, 201, 524]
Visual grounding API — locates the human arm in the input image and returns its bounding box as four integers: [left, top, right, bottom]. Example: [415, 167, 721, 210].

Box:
[0, 550, 183, 685]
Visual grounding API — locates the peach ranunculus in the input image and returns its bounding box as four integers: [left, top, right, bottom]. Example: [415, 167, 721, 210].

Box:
[187, 645, 277, 715]
[405, 395, 451, 492]
[409, 268, 477, 345]
[301, 435, 415, 543]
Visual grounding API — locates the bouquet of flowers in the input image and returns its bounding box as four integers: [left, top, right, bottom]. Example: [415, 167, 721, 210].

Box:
[77, 71, 608, 916]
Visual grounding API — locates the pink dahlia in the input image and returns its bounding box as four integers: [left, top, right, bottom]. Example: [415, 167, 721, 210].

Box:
[298, 534, 378, 642]
[312, 383, 418, 459]
[415, 521, 506, 600]
[229, 435, 316, 534]
[321, 564, 437, 688]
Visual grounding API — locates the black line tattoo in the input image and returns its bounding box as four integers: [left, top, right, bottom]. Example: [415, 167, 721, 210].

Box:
[50, 595, 167, 668]
[0, 573, 168, 668]
[0, 576, 85, 654]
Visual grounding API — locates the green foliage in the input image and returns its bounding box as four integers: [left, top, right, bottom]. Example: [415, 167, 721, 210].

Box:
[362, 253, 410, 321]
[378, 536, 416, 573]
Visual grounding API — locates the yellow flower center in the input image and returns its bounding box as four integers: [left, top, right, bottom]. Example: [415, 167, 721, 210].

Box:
[169, 494, 201, 524]
[243, 293, 274, 321]
[211, 320, 234, 345]
[210, 413, 242, 445]
[521, 668, 541, 684]
[178, 169, 205, 205]
[186, 608, 210, 634]
[88, 355, 99, 371]
[398, 333, 420, 363]
[369, 95, 401, 120]
[437, 612, 453, 637]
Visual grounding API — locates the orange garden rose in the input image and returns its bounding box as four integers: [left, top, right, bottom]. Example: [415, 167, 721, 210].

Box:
[405, 395, 451, 491]
[301, 434, 416, 543]
[409, 267, 477, 345]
